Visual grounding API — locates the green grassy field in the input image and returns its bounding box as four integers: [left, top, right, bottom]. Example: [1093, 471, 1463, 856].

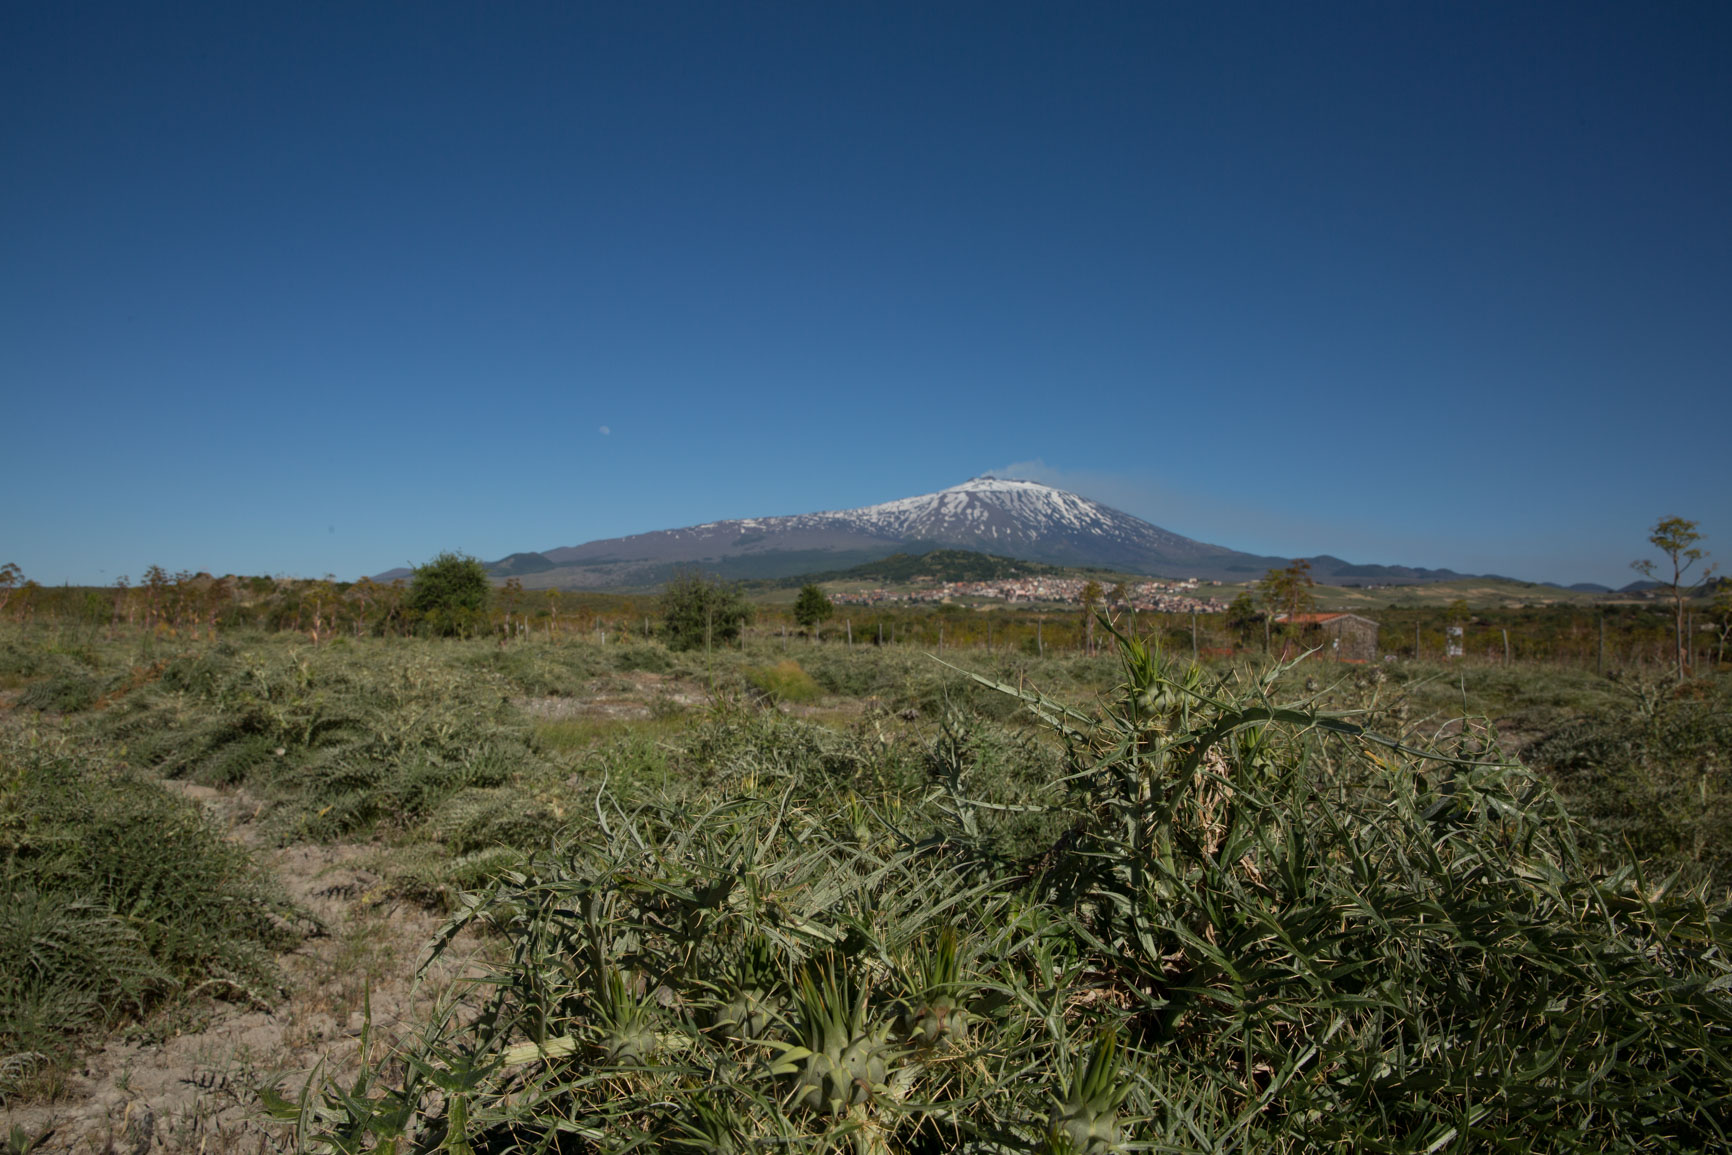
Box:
[3, 621, 1731, 1151]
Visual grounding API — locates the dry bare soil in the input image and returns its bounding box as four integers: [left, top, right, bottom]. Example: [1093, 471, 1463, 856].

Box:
[4, 773, 490, 1154]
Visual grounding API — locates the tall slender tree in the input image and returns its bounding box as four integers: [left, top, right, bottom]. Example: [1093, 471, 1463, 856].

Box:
[0, 563, 21, 618]
[142, 565, 169, 629]
[1633, 517, 1712, 682]
[501, 577, 525, 638]
[1080, 580, 1104, 655]
[1709, 582, 1732, 668]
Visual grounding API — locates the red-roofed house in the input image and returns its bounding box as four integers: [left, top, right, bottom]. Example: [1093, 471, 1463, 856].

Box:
[1273, 612, 1380, 662]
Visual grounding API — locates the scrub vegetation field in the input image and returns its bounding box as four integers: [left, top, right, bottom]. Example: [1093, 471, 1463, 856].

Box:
[3, 598, 1731, 1152]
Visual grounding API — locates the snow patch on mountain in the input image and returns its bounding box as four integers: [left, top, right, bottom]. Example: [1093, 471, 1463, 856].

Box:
[771, 476, 1201, 555]
[593, 477, 1220, 569]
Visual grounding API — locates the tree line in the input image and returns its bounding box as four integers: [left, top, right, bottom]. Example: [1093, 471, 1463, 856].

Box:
[3, 515, 1724, 670]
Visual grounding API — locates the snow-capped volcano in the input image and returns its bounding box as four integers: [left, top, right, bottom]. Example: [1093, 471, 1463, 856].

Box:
[489, 477, 1264, 588]
[452, 477, 1469, 589]
[758, 477, 1216, 568]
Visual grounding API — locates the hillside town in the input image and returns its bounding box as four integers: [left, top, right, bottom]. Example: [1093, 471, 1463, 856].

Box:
[832, 575, 1228, 613]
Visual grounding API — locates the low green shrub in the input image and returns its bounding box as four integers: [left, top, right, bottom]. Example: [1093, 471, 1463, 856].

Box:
[96, 641, 556, 841]
[465, 646, 602, 698]
[426, 786, 561, 856]
[676, 698, 923, 800]
[924, 708, 1068, 863]
[14, 672, 102, 714]
[0, 643, 43, 680]
[0, 722, 295, 1095]
[798, 644, 918, 699]
[374, 843, 532, 912]
[612, 644, 676, 674]
[743, 659, 823, 704]
[1526, 672, 1732, 886]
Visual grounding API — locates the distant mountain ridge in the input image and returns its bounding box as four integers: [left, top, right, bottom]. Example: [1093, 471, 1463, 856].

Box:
[408, 477, 1482, 590]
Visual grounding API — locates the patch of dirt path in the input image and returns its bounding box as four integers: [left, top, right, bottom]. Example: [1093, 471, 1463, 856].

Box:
[4, 783, 489, 1154]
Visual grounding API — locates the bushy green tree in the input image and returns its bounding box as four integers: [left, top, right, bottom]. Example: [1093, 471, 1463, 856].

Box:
[1258, 559, 1316, 621]
[407, 551, 492, 637]
[792, 584, 834, 634]
[661, 570, 751, 651]
[1225, 590, 1261, 644]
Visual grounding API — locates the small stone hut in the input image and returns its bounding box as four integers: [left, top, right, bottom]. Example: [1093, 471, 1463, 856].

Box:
[1274, 612, 1380, 662]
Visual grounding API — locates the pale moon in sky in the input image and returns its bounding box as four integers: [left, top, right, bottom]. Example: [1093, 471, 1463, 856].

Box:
[599, 425, 611, 436]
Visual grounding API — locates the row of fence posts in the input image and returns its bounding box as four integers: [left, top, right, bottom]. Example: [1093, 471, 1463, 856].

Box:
[569, 607, 1719, 674]
[761, 611, 1186, 657]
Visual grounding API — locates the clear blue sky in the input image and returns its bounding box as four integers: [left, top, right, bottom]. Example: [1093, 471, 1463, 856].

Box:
[4, 2, 1727, 588]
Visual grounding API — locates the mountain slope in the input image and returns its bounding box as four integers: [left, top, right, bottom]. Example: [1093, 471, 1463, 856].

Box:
[470, 477, 1470, 590]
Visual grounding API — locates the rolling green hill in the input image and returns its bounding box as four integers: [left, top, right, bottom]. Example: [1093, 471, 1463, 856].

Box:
[774, 548, 1072, 587]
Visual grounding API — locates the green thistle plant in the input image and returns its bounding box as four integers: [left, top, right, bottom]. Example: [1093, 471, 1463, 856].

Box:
[666, 1090, 750, 1154]
[896, 926, 969, 1049]
[1044, 1031, 1126, 1155]
[710, 933, 785, 1042]
[592, 965, 658, 1066]
[787, 952, 894, 1117]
